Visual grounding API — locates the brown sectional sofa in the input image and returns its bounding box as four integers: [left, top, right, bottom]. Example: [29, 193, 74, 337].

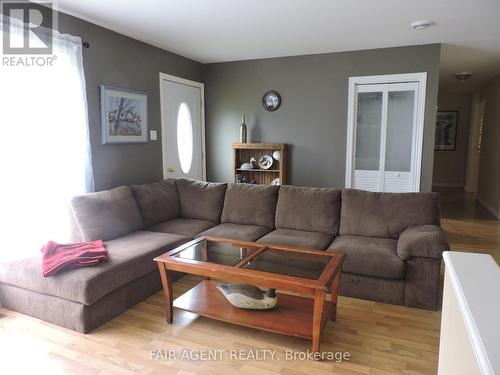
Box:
[0, 178, 449, 333]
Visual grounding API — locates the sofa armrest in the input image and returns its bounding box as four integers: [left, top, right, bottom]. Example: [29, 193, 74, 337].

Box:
[397, 225, 449, 260]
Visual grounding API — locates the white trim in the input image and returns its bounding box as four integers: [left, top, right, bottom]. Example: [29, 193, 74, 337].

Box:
[345, 78, 356, 188]
[160, 73, 205, 90]
[346, 72, 427, 85]
[464, 185, 475, 193]
[345, 72, 427, 191]
[413, 73, 427, 191]
[432, 183, 464, 188]
[159, 73, 206, 181]
[379, 88, 388, 190]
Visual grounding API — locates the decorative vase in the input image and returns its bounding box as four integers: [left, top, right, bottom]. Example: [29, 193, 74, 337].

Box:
[239, 115, 247, 143]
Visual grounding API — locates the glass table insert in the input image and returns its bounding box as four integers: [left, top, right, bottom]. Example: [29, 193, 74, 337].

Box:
[171, 240, 263, 267]
[169, 238, 336, 281]
[242, 248, 331, 279]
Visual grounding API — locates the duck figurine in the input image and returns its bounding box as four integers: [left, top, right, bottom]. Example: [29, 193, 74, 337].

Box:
[216, 283, 278, 310]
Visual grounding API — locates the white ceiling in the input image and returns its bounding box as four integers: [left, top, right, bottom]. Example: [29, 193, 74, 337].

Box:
[57, 0, 500, 92]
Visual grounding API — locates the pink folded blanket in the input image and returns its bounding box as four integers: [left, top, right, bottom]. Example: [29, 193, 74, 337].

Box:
[41, 240, 108, 277]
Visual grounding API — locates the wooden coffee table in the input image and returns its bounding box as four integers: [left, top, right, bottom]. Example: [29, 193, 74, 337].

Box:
[154, 236, 345, 354]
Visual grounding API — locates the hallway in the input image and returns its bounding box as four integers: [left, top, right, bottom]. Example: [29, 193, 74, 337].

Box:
[436, 187, 500, 264]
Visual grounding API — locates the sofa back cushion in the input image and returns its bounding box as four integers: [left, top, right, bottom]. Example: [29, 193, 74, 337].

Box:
[70, 186, 143, 242]
[176, 178, 227, 223]
[131, 179, 179, 228]
[340, 189, 441, 239]
[221, 183, 279, 229]
[275, 185, 342, 235]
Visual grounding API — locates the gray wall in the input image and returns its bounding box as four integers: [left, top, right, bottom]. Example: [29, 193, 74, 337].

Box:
[57, 12, 204, 191]
[8, 8, 441, 191]
[477, 75, 500, 218]
[204, 44, 441, 191]
[432, 93, 472, 187]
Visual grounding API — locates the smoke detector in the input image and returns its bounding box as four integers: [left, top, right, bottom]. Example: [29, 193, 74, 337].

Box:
[410, 21, 433, 30]
[454, 72, 473, 81]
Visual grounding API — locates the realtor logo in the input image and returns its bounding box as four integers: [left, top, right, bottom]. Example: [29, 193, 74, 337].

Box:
[2, 0, 55, 54]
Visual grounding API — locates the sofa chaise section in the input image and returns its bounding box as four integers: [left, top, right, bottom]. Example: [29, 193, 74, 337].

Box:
[0, 231, 188, 306]
[0, 186, 191, 333]
[0, 231, 188, 332]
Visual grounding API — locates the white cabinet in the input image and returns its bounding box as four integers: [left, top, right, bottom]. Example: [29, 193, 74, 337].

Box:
[345, 73, 427, 192]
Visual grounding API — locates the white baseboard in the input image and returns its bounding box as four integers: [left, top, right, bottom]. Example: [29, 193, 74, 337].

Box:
[432, 183, 464, 188]
[463, 185, 476, 193]
[476, 195, 500, 219]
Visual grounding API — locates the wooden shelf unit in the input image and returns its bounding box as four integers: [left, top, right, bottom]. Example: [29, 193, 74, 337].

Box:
[232, 143, 287, 185]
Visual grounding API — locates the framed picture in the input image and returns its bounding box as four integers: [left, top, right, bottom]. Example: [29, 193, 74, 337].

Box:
[100, 85, 148, 144]
[435, 111, 458, 151]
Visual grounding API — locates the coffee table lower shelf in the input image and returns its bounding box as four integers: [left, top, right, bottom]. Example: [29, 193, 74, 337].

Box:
[173, 280, 333, 340]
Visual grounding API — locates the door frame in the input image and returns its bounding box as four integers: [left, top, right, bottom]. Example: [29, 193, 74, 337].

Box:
[345, 72, 427, 191]
[464, 93, 485, 193]
[159, 72, 206, 180]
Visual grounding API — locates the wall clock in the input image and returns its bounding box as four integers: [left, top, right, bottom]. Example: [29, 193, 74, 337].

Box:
[262, 90, 281, 111]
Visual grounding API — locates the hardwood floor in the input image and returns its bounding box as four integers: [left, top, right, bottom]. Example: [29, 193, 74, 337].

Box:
[0, 189, 497, 375]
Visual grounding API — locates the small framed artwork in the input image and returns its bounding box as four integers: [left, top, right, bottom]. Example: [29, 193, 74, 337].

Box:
[100, 85, 148, 144]
[435, 111, 458, 151]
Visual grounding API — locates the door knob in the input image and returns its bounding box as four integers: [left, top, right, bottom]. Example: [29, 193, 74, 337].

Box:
[168, 168, 175, 173]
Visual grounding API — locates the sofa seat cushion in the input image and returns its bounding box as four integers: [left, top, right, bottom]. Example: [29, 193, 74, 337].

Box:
[149, 218, 216, 238]
[196, 223, 271, 242]
[0, 231, 189, 305]
[176, 178, 227, 223]
[131, 179, 179, 228]
[70, 186, 143, 242]
[275, 186, 341, 235]
[328, 235, 405, 279]
[257, 229, 334, 250]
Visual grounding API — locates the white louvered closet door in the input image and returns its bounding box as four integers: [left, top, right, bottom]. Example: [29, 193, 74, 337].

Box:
[348, 78, 423, 192]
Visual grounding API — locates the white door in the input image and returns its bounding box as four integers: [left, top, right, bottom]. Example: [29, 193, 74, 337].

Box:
[346, 73, 426, 192]
[160, 74, 205, 180]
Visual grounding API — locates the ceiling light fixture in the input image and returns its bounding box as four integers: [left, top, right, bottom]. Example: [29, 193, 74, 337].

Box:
[454, 72, 473, 81]
[410, 21, 433, 30]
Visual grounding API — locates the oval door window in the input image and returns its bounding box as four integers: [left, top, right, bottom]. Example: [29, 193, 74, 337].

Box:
[177, 102, 193, 174]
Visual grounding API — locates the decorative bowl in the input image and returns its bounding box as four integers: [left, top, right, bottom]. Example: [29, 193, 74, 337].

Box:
[258, 155, 273, 169]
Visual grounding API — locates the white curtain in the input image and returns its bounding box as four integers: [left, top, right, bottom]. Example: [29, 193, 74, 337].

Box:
[0, 18, 94, 261]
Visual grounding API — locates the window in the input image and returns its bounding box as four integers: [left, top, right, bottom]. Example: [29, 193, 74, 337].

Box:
[0, 18, 93, 260]
[177, 102, 193, 174]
